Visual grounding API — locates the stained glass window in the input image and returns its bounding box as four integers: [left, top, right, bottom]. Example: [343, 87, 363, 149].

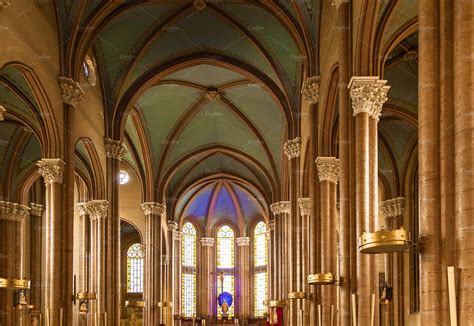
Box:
[254, 272, 268, 317]
[127, 243, 144, 293]
[217, 225, 234, 268]
[253, 221, 268, 317]
[181, 222, 197, 317]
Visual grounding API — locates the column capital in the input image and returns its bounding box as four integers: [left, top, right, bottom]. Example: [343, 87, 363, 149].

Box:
[348, 76, 390, 120]
[331, 0, 348, 9]
[58, 76, 84, 108]
[36, 158, 65, 185]
[104, 138, 127, 160]
[298, 198, 311, 216]
[75, 202, 90, 216]
[0, 201, 30, 221]
[140, 202, 166, 216]
[270, 201, 291, 215]
[0, 105, 6, 121]
[86, 200, 109, 220]
[315, 157, 340, 184]
[168, 220, 179, 232]
[283, 137, 301, 160]
[380, 197, 405, 218]
[236, 237, 251, 246]
[29, 203, 44, 217]
[200, 237, 215, 247]
[301, 76, 320, 104]
[0, 1, 11, 9]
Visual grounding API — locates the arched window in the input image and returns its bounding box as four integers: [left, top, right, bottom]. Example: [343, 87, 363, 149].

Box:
[217, 225, 235, 317]
[127, 243, 144, 293]
[181, 222, 197, 317]
[253, 221, 268, 317]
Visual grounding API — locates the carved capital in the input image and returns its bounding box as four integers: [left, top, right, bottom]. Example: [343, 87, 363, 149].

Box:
[104, 138, 127, 160]
[0, 201, 30, 221]
[58, 77, 84, 108]
[236, 237, 251, 246]
[29, 203, 44, 217]
[75, 202, 90, 216]
[298, 198, 311, 216]
[315, 157, 340, 184]
[348, 76, 390, 121]
[0, 0, 11, 9]
[140, 202, 166, 216]
[36, 159, 65, 185]
[168, 221, 179, 232]
[380, 197, 405, 218]
[86, 200, 109, 220]
[301, 76, 320, 104]
[270, 201, 291, 215]
[283, 137, 301, 160]
[0, 105, 6, 121]
[200, 237, 215, 247]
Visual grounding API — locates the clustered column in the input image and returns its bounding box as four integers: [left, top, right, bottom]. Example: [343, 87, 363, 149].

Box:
[29, 203, 44, 312]
[200, 237, 215, 318]
[0, 201, 30, 326]
[141, 202, 166, 325]
[267, 220, 276, 304]
[36, 158, 65, 325]
[315, 157, 340, 325]
[348, 77, 389, 325]
[380, 197, 405, 326]
[297, 198, 310, 324]
[167, 221, 179, 324]
[236, 237, 251, 318]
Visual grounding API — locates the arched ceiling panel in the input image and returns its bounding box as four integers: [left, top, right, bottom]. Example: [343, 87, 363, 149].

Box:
[181, 182, 215, 223]
[381, 0, 417, 46]
[384, 58, 418, 115]
[166, 64, 246, 86]
[379, 118, 417, 169]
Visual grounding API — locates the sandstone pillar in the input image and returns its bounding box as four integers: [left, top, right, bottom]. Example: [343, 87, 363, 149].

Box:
[200, 237, 215, 318]
[29, 203, 44, 312]
[348, 77, 389, 325]
[167, 221, 178, 324]
[236, 237, 251, 318]
[174, 231, 182, 319]
[298, 198, 310, 324]
[37, 159, 65, 325]
[267, 220, 276, 305]
[141, 202, 166, 325]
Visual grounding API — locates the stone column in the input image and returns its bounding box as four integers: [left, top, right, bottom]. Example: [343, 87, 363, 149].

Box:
[75, 203, 91, 294]
[298, 198, 310, 324]
[167, 221, 178, 324]
[348, 77, 389, 325]
[236, 237, 251, 319]
[141, 202, 166, 325]
[267, 220, 276, 303]
[380, 197, 405, 326]
[0, 201, 30, 326]
[84, 201, 109, 322]
[270, 204, 282, 301]
[37, 158, 65, 325]
[453, 1, 473, 325]
[104, 138, 126, 325]
[302, 75, 321, 326]
[315, 157, 340, 325]
[29, 203, 44, 311]
[284, 138, 301, 326]
[200, 237, 214, 317]
[333, 0, 352, 324]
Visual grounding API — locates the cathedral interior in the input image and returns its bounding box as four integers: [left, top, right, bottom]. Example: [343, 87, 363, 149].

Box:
[0, 0, 472, 325]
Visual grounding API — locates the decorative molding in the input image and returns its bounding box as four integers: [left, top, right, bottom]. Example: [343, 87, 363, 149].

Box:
[380, 197, 405, 218]
[86, 200, 109, 220]
[0, 0, 11, 9]
[104, 138, 127, 160]
[140, 202, 166, 216]
[75, 202, 90, 216]
[236, 237, 251, 246]
[298, 198, 311, 216]
[315, 157, 340, 184]
[0, 105, 6, 121]
[193, 0, 206, 10]
[29, 203, 44, 217]
[301, 76, 320, 104]
[0, 201, 30, 221]
[168, 221, 178, 232]
[283, 137, 301, 160]
[204, 88, 220, 101]
[200, 237, 215, 247]
[270, 201, 291, 215]
[36, 159, 65, 185]
[58, 77, 84, 108]
[348, 76, 390, 121]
